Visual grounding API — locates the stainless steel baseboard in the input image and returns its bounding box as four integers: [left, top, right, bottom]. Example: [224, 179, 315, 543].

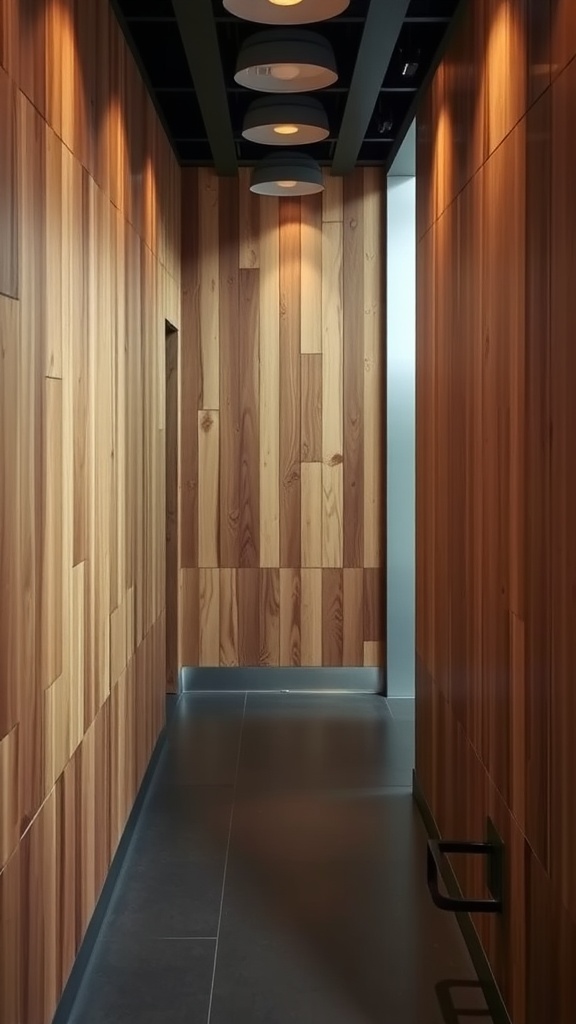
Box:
[180, 666, 384, 693]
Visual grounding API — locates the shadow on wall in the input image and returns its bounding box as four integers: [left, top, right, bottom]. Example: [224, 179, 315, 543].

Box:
[12, 0, 175, 239]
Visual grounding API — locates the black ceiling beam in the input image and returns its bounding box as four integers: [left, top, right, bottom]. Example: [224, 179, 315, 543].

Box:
[331, 0, 410, 175]
[171, 0, 237, 175]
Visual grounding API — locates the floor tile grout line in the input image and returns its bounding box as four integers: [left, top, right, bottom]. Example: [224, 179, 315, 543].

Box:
[206, 691, 248, 1024]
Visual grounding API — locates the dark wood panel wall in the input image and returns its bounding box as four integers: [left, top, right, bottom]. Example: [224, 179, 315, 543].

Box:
[416, 1, 576, 1019]
[0, 0, 181, 1020]
[179, 169, 386, 673]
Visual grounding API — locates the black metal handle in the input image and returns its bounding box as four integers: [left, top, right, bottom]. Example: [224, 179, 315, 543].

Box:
[427, 838, 503, 913]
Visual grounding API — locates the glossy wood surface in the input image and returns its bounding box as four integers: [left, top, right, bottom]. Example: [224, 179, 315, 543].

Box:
[416, 2, 576, 1020]
[0, 0, 181, 1020]
[180, 168, 386, 668]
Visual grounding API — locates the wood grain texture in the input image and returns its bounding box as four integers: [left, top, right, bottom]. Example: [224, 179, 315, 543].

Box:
[343, 171, 364, 569]
[300, 568, 322, 666]
[300, 194, 322, 354]
[259, 567, 280, 666]
[239, 268, 260, 568]
[179, 171, 385, 667]
[301, 462, 322, 569]
[220, 568, 239, 667]
[219, 177, 240, 568]
[279, 200, 301, 568]
[416, 6, 576, 1020]
[0, 65, 17, 297]
[363, 169, 385, 568]
[0, 1, 180, 1018]
[280, 568, 301, 666]
[343, 568, 364, 666]
[198, 168, 219, 411]
[259, 195, 280, 567]
[238, 568, 260, 665]
[322, 568, 343, 667]
[300, 353, 322, 462]
[198, 411, 220, 567]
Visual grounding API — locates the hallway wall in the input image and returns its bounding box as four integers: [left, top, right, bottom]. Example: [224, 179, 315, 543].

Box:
[179, 169, 386, 672]
[0, 1, 180, 1021]
[415, 0, 576, 1019]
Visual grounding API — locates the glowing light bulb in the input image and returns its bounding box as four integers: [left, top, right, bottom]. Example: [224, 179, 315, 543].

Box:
[276, 180, 297, 188]
[270, 63, 300, 80]
[268, 0, 304, 5]
[273, 124, 299, 135]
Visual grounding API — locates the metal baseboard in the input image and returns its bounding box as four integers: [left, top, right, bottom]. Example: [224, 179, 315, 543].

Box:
[180, 666, 384, 694]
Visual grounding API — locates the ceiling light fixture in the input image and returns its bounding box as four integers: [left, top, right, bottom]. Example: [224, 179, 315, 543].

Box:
[242, 95, 329, 145]
[250, 151, 324, 196]
[235, 30, 338, 92]
[223, 0, 350, 26]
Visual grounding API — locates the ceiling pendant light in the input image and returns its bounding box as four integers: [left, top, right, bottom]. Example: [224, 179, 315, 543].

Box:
[250, 151, 324, 196]
[222, 0, 350, 25]
[242, 95, 329, 145]
[235, 30, 338, 93]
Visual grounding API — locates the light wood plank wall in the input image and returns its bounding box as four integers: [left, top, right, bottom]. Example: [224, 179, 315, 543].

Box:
[179, 168, 385, 671]
[0, 0, 181, 1021]
[416, 0, 576, 1019]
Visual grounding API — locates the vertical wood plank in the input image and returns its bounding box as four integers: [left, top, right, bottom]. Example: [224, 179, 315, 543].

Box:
[300, 568, 322, 666]
[220, 568, 239, 667]
[180, 170, 199, 569]
[322, 217, 343, 568]
[199, 568, 220, 666]
[301, 353, 322, 462]
[41, 377, 63, 690]
[301, 462, 322, 568]
[0, 67, 17, 298]
[300, 194, 322, 353]
[239, 268, 260, 568]
[198, 168, 219, 411]
[219, 179, 240, 568]
[364, 567, 385, 642]
[322, 568, 343, 667]
[280, 568, 301, 666]
[259, 567, 280, 666]
[180, 568, 199, 668]
[363, 168, 384, 569]
[343, 171, 364, 568]
[279, 199, 301, 568]
[238, 167, 260, 269]
[259, 197, 280, 567]
[198, 410, 220, 567]
[238, 569, 260, 666]
[343, 568, 364, 666]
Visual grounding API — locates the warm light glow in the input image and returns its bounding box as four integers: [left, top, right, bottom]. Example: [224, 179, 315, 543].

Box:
[273, 124, 299, 135]
[276, 180, 297, 188]
[270, 63, 301, 80]
[268, 0, 304, 5]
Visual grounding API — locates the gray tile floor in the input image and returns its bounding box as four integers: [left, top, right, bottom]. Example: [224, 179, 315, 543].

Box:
[66, 690, 495, 1024]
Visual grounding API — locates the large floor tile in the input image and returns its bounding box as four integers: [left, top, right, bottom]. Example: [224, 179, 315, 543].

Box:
[67, 937, 215, 1024]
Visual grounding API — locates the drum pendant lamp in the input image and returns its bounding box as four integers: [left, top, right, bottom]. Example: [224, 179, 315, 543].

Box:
[242, 95, 329, 145]
[223, 0, 350, 25]
[235, 30, 338, 93]
[250, 151, 324, 196]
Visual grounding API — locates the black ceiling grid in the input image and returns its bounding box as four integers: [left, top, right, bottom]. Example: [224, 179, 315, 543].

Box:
[112, 0, 461, 172]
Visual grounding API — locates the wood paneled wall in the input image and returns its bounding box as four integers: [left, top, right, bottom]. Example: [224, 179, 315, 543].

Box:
[179, 168, 385, 673]
[416, 0, 576, 1019]
[0, 0, 180, 1021]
